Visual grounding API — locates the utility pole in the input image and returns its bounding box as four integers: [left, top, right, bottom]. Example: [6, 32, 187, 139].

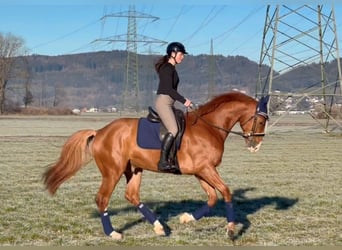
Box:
[208, 38, 216, 100]
[93, 5, 167, 112]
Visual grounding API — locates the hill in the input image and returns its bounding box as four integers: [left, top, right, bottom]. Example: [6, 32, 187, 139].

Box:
[6, 50, 341, 111]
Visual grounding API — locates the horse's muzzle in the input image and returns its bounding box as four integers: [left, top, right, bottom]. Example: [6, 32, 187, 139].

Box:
[247, 141, 263, 153]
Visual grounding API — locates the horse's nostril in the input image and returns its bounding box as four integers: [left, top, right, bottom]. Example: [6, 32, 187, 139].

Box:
[247, 142, 262, 153]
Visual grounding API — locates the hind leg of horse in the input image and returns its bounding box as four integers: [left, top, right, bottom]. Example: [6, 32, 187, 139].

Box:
[124, 167, 165, 236]
[95, 172, 123, 240]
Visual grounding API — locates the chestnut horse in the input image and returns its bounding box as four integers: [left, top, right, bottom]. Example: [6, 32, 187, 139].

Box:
[43, 91, 269, 241]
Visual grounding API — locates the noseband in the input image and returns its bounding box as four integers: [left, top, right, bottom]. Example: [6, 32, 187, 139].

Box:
[239, 112, 269, 139]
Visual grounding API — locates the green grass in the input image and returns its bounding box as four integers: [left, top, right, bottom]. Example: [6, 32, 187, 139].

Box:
[0, 113, 341, 246]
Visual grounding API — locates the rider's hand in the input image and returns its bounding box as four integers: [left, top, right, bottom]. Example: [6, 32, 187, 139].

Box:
[184, 99, 192, 108]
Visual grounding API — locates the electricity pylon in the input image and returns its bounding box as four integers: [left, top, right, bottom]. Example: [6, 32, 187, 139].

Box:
[256, 5, 342, 132]
[93, 5, 167, 112]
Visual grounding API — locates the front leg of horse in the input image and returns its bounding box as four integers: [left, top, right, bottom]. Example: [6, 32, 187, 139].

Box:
[180, 178, 217, 224]
[180, 202, 235, 239]
[180, 176, 236, 241]
[225, 202, 235, 240]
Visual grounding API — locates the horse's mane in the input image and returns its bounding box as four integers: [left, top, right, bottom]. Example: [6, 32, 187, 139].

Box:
[194, 91, 255, 117]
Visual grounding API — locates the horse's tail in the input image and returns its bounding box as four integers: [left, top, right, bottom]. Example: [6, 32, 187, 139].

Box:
[42, 129, 97, 195]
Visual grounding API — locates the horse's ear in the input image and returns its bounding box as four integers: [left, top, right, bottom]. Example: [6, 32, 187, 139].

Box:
[257, 95, 269, 119]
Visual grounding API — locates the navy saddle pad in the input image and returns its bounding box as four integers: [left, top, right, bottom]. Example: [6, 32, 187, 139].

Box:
[137, 118, 162, 149]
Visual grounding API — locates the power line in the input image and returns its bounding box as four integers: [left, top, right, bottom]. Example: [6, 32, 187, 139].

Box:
[164, 6, 193, 41]
[183, 6, 226, 42]
[188, 6, 263, 55]
[30, 19, 100, 53]
[214, 6, 264, 47]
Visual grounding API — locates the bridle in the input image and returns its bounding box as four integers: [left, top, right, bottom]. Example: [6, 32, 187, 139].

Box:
[239, 112, 269, 139]
[190, 108, 268, 139]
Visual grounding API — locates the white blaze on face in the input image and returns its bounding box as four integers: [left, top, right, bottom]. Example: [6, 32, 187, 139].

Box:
[247, 141, 262, 153]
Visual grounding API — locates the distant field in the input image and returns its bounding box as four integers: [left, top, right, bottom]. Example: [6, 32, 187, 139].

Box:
[0, 113, 341, 246]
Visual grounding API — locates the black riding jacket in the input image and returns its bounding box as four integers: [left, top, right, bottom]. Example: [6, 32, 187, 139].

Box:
[156, 62, 186, 104]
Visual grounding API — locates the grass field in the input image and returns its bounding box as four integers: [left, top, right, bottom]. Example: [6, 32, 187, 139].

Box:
[0, 113, 341, 246]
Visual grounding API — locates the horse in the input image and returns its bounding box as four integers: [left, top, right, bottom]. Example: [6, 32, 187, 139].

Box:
[42, 91, 269, 241]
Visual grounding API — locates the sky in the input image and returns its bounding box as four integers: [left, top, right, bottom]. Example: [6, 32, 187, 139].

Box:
[1, 0, 342, 64]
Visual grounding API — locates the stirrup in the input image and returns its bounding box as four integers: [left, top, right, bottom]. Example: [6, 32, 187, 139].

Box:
[158, 163, 177, 171]
[158, 160, 172, 169]
[158, 161, 181, 174]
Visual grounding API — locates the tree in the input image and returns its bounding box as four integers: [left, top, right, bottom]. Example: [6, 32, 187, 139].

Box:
[23, 90, 34, 107]
[22, 56, 33, 108]
[0, 32, 26, 114]
[53, 83, 67, 107]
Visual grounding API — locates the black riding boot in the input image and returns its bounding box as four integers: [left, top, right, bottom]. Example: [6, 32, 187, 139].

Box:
[158, 132, 177, 172]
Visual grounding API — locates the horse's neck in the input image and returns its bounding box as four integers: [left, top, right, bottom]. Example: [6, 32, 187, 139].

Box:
[205, 107, 241, 133]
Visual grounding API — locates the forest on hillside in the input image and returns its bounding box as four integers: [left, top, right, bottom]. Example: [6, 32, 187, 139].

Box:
[6, 50, 342, 112]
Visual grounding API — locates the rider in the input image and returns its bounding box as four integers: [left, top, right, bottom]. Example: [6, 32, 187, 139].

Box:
[154, 42, 192, 172]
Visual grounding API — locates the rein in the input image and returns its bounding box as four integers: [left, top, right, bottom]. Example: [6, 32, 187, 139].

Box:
[189, 109, 267, 139]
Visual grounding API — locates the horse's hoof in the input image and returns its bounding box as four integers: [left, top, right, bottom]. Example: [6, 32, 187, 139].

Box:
[153, 220, 166, 236]
[110, 231, 123, 240]
[226, 222, 235, 241]
[227, 229, 234, 241]
[154, 226, 166, 236]
[179, 212, 195, 224]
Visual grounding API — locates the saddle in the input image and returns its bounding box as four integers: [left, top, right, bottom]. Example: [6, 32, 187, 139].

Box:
[147, 106, 186, 170]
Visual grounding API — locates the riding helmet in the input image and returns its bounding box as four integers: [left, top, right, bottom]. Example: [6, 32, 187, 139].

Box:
[166, 42, 188, 56]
